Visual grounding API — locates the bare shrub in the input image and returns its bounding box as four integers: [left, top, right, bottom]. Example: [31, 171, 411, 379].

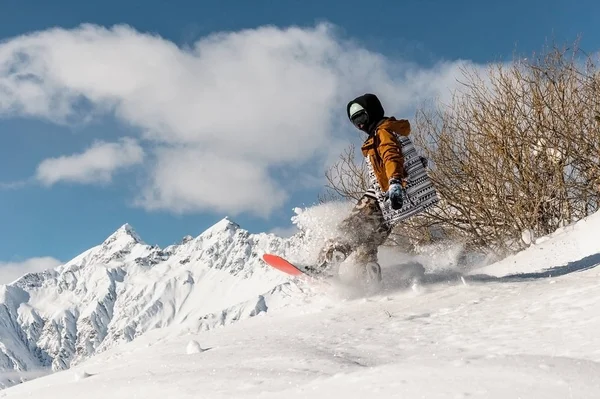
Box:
[414, 42, 600, 256]
[320, 143, 370, 203]
[322, 42, 600, 258]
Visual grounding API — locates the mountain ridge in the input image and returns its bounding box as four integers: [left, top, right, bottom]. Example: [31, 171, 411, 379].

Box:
[0, 215, 303, 389]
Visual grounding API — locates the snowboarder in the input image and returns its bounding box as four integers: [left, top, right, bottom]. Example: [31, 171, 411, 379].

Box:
[312, 93, 412, 285]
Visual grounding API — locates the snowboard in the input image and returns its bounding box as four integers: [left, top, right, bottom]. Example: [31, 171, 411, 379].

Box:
[263, 252, 392, 298]
[262, 253, 318, 278]
[263, 253, 398, 295]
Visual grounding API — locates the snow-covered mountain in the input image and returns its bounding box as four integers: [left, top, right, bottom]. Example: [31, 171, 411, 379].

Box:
[0, 212, 331, 389]
[2, 206, 600, 398]
[4, 202, 600, 398]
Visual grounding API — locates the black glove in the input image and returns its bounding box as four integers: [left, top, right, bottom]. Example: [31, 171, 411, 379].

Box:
[387, 178, 405, 210]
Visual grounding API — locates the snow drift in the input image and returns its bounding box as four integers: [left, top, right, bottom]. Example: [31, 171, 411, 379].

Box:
[0, 213, 322, 388]
[2, 204, 600, 398]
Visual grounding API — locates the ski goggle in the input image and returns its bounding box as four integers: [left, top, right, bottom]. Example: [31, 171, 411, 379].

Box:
[350, 110, 369, 129]
[349, 103, 369, 129]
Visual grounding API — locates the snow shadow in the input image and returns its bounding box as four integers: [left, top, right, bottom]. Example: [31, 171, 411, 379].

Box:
[467, 252, 600, 283]
[382, 262, 464, 291]
[381, 252, 600, 291]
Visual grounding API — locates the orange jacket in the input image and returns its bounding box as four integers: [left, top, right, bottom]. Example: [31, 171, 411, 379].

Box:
[361, 117, 411, 192]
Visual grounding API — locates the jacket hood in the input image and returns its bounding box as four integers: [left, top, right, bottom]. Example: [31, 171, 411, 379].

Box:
[347, 93, 385, 134]
[377, 117, 411, 135]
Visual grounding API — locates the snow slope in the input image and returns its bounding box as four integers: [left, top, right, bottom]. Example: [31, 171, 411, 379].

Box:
[0, 213, 330, 389]
[2, 207, 600, 398]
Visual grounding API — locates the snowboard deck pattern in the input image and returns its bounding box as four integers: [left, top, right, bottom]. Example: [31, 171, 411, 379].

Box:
[366, 135, 439, 224]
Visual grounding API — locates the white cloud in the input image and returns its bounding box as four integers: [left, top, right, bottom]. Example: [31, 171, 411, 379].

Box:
[0, 23, 483, 216]
[138, 146, 286, 216]
[0, 257, 62, 285]
[36, 137, 144, 186]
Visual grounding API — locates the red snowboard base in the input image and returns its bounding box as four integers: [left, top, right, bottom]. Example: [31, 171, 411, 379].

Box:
[262, 253, 308, 276]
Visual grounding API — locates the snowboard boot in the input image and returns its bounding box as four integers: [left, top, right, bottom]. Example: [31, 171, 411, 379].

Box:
[310, 240, 352, 276]
[365, 261, 382, 283]
[361, 261, 383, 292]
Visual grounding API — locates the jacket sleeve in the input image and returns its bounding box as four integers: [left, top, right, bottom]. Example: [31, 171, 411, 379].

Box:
[378, 128, 407, 181]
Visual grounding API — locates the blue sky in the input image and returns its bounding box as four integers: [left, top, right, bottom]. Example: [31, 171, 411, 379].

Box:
[0, 0, 599, 272]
